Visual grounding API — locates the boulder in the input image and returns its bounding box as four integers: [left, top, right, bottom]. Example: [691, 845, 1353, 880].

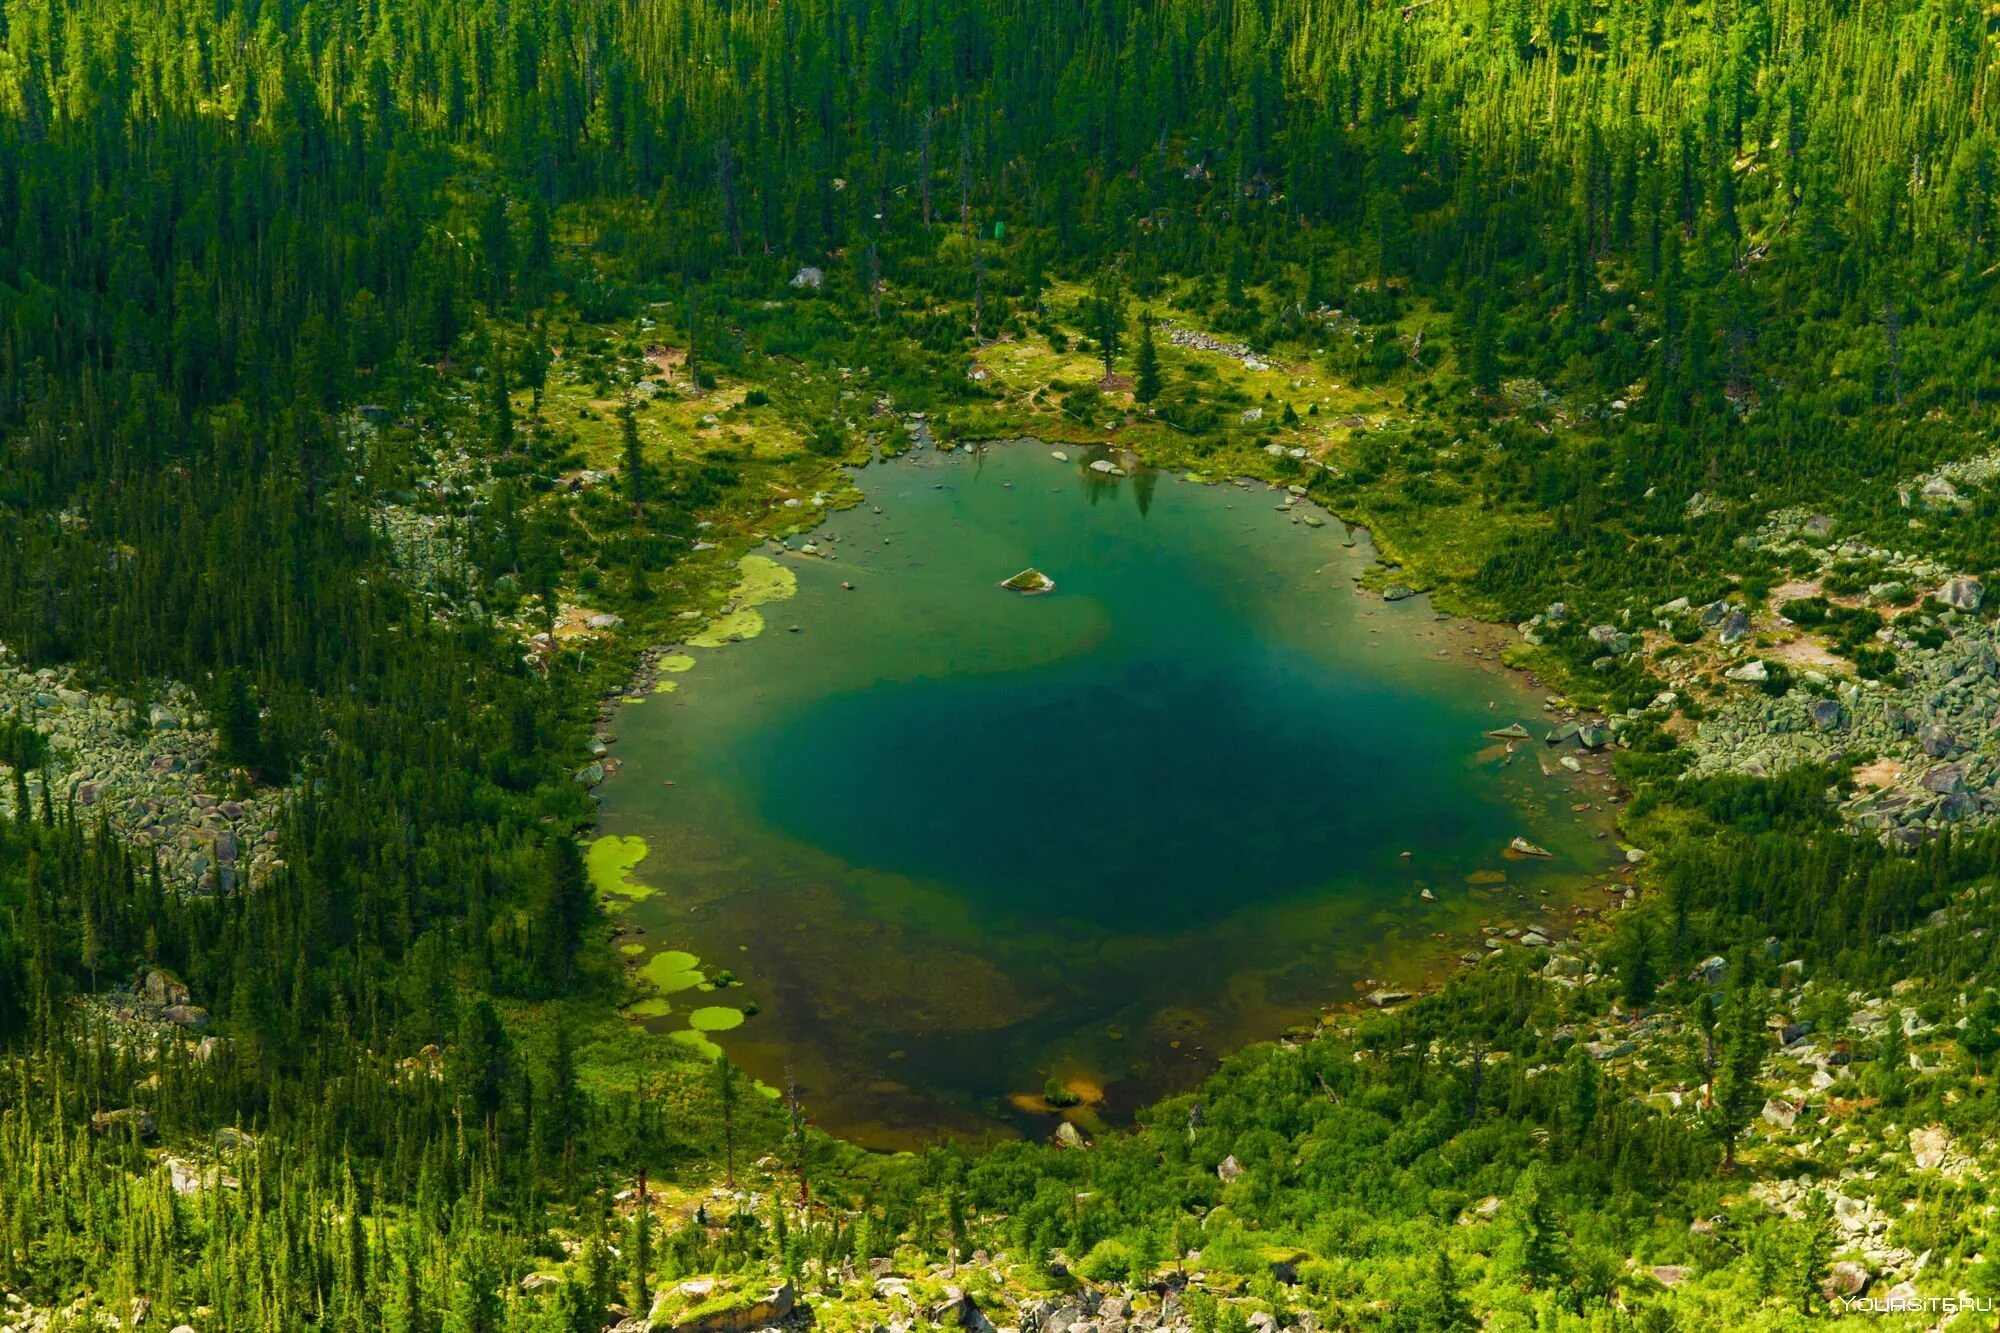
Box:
[1507, 836, 1553, 858]
[1365, 988, 1414, 1007]
[1718, 608, 1751, 644]
[933, 1287, 997, 1333]
[1938, 576, 1984, 612]
[1000, 568, 1056, 595]
[1485, 723, 1532, 740]
[1822, 1261, 1870, 1300]
[1724, 660, 1769, 684]
[1920, 725, 1960, 759]
[138, 968, 190, 1008]
[659, 1282, 795, 1333]
[1921, 764, 1966, 794]
[1810, 698, 1845, 731]
[1938, 790, 1978, 821]
[91, 1108, 158, 1140]
[1053, 1120, 1088, 1151]
[1381, 584, 1420, 602]
[1920, 477, 1961, 507]
[1217, 1154, 1244, 1183]
[1587, 624, 1632, 654]
[1910, 1124, 1956, 1171]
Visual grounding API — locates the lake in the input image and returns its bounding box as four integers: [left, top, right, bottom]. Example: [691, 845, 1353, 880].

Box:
[595, 442, 1615, 1147]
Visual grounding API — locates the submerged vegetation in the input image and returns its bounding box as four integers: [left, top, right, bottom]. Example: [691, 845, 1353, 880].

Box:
[1, 0, 2000, 1326]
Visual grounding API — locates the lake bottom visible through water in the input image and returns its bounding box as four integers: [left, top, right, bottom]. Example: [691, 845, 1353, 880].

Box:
[594, 443, 1619, 1146]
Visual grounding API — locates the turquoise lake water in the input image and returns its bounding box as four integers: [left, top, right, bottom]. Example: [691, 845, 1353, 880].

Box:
[597, 443, 1614, 1145]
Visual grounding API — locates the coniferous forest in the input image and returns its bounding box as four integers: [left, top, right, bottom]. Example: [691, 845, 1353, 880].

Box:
[6, 0, 2000, 1328]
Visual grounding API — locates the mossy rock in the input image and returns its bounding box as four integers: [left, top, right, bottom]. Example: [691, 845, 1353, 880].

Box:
[1000, 567, 1056, 594]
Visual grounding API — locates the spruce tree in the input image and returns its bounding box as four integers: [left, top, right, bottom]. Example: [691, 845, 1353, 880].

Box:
[621, 396, 645, 517]
[1961, 992, 2000, 1076]
[1089, 275, 1126, 379]
[1708, 988, 1767, 1172]
[1134, 317, 1162, 403]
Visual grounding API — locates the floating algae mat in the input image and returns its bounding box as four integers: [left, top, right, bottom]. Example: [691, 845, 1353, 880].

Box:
[599, 443, 1613, 1147]
[587, 835, 654, 903]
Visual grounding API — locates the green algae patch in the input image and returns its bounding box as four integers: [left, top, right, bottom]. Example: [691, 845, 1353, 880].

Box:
[641, 950, 705, 993]
[689, 1005, 746, 1032]
[688, 608, 766, 647]
[619, 942, 646, 956]
[659, 654, 697, 672]
[669, 1029, 725, 1059]
[653, 679, 679, 693]
[733, 554, 797, 607]
[587, 835, 655, 902]
[686, 556, 796, 647]
[625, 997, 674, 1018]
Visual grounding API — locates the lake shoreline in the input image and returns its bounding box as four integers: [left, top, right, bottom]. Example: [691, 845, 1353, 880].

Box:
[598, 437, 1632, 1146]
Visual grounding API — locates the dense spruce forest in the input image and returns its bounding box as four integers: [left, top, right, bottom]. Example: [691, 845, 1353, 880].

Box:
[5, 0, 2000, 1327]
